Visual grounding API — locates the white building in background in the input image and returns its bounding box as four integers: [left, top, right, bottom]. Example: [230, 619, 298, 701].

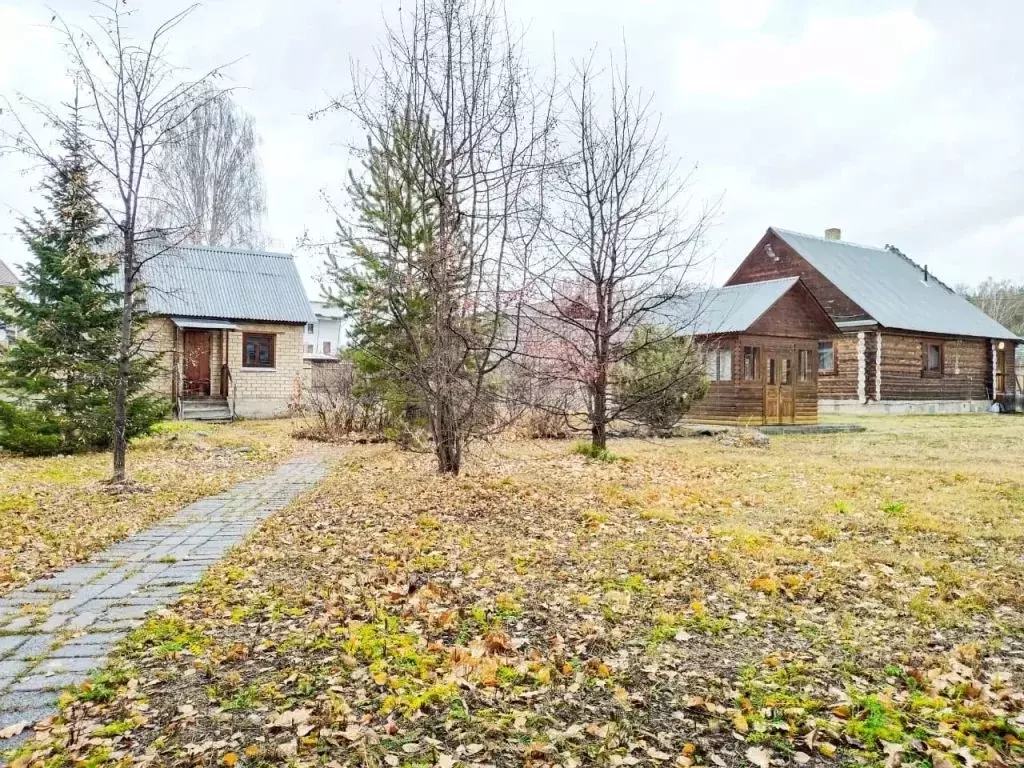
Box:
[304, 301, 347, 358]
[0, 258, 19, 346]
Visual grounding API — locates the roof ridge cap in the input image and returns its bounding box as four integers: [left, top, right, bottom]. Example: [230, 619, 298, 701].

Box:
[772, 226, 889, 253]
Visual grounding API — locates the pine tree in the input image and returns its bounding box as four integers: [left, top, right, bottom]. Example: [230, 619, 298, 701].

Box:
[323, 118, 440, 427]
[0, 100, 164, 455]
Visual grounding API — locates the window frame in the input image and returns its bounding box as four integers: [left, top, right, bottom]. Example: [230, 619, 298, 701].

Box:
[798, 349, 811, 382]
[703, 346, 733, 383]
[742, 346, 761, 381]
[921, 341, 944, 378]
[818, 340, 836, 375]
[242, 332, 276, 369]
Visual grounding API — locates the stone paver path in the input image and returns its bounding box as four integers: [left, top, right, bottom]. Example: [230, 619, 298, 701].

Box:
[0, 456, 326, 736]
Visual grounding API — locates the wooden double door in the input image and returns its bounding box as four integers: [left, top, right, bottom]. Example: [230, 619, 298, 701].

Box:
[763, 350, 795, 425]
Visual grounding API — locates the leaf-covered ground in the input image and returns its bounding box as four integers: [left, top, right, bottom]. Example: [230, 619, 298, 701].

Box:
[0, 420, 300, 596]
[8, 415, 1024, 768]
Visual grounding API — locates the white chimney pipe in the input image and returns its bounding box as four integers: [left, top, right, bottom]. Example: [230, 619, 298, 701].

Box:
[824, 228, 841, 241]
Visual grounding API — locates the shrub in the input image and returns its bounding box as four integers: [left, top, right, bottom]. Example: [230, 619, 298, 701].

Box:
[616, 327, 708, 431]
[0, 396, 168, 456]
[0, 402, 64, 456]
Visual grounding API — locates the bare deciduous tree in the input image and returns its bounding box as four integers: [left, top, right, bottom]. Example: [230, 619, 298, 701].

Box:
[959, 278, 1024, 337]
[519, 55, 715, 449]
[326, 0, 555, 474]
[3, 1, 228, 482]
[148, 88, 267, 248]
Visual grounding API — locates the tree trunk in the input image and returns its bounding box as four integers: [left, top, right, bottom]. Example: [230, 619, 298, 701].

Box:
[111, 239, 134, 483]
[591, 381, 607, 450]
[433, 393, 461, 475]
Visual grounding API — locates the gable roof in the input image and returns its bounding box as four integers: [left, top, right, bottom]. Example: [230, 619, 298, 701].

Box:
[0, 258, 19, 287]
[138, 244, 314, 324]
[769, 228, 1019, 340]
[666, 276, 827, 336]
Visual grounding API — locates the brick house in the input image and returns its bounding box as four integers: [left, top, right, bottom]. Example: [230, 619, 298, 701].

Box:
[726, 228, 1021, 413]
[139, 244, 314, 420]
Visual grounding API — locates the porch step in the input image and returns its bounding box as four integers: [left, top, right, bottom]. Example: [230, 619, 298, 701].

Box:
[180, 398, 232, 422]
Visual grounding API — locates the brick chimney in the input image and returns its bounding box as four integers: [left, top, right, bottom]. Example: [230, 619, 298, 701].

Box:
[824, 227, 841, 241]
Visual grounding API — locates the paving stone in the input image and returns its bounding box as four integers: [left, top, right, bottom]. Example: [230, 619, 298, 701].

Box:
[38, 613, 72, 632]
[0, 458, 325, 737]
[11, 672, 80, 692]
[39, 655, 106, 674]
[11, 634, 54, 661]
[105, 604, 153, 621]
[0, 656, 30, 681]
[0, 634, 28, 657]
[66, 630, 127, 646]
[4, 615, 37, 633]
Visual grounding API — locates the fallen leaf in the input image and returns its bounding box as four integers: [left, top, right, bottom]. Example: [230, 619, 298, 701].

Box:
[0, 721, 29, 739]
[746, 746, 771, 768]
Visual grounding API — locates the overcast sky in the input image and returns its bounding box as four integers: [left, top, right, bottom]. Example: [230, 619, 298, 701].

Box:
[1, 0, 1022, 298]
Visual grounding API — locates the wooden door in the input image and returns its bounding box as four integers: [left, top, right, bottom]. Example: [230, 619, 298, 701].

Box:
[763, 355, 781, 424]
[779, 355, 796, 424]
[995, 346, 1008, 396]
[183, 331, 212, 397]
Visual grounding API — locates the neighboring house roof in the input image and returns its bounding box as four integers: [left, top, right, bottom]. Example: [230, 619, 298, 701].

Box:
[310, 301, 345, 320]
[769, 228, 1020, 341]
[665, 277, 803, 335]
[139, 244, 314, 324]
[0, 258, 19, 287]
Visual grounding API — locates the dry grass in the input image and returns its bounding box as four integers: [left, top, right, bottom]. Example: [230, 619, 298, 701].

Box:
[0, 419, 302, 596]
[9, 415, 1024, 768]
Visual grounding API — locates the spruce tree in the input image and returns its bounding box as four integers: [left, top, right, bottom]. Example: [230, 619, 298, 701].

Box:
[0, 103, 146, 454]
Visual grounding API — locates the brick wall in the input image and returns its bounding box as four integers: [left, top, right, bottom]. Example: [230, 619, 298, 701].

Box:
[142, 318, 304, 418]
[229, 322, 304, 418]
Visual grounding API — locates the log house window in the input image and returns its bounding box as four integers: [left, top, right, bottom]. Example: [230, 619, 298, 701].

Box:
[767, 358, 777, 385]
[818, 341, 836, 374]
[922, 342, 943, 377]
[743, 346, 761, 381]
[243, 333, 275, 368]
[703, 347, 732, 382]
[798, 349, 811, 382]
[781, 358, 792, 385]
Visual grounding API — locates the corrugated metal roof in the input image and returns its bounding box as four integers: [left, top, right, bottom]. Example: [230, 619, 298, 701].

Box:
[664, 277, 800, 335]
[772, 228, 1020, 340]
[139, 244, 314, 324]
[0, 258, 19, 287]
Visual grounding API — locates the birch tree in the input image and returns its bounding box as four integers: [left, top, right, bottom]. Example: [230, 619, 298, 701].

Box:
[148, 88, 267, 248]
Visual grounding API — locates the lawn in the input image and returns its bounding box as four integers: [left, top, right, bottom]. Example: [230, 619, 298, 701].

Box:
[0, 419, 301, 597]
[7, 415, 1024, 767]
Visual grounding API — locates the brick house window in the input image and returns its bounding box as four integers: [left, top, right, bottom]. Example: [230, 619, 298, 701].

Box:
[818, 341, 836, 374]
[743, 346, 761, 381]
[922, 342, 943, 377]
[306, 323, 315, 333]
[243, 333, 276, 368]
